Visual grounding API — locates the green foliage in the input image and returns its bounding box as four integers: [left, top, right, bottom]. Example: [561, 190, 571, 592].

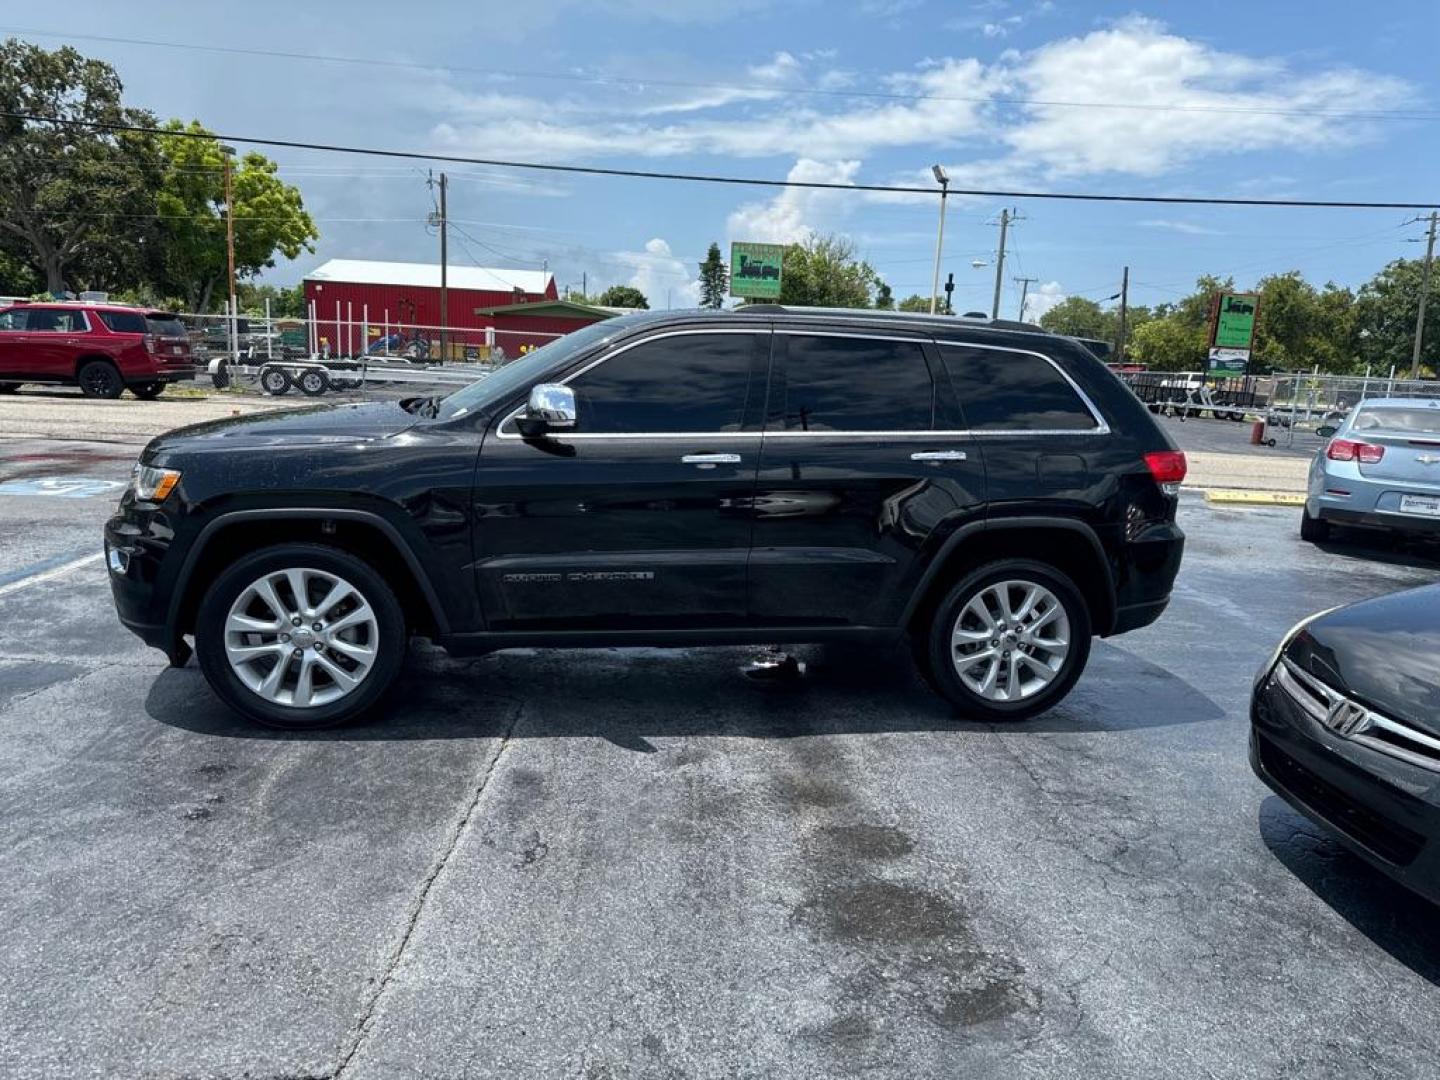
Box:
[596, 284, 649, 309]
[0, 39, 163, 294]
[1038, 296, 1116, 341]
[698, 242, 727, 309]
[777, 234, 882, 308]
[0, 244, 41, 295]
[1354, 258, 1440, 377]
[153, 121, 317, 313]
[236, 282, 306, 318]
[874, 282, 894, 310]
[896, 293, 932, 313]
[1128, 315, 1210, 372]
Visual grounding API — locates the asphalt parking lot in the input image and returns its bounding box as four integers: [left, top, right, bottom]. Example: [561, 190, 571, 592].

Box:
[2, 426, 1440, 1079]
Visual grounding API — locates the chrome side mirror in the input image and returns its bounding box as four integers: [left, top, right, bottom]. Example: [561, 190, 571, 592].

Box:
[517, 383, 576, 437]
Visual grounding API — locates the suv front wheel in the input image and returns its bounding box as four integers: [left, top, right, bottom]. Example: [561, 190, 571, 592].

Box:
[195, 544, 407, 728]
[920, 559, 1092, 721]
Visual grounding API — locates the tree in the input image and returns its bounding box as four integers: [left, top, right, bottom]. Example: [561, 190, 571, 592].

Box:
[697, 242, 728, 309]
[152, 121, 317, 313]
[874, 282, 894, 310]
[236, 282, 306, 318]
[776, 234, 882, 308]
[1354, 258, 1440, 377]
[596, 284, 649, 309]
[0, 40, 163, 294]
[1038, 296, 1116, 341]
[897, 293, 931, 312]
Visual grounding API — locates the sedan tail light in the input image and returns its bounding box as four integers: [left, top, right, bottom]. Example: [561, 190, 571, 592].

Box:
[1326, 438, 1385, 464]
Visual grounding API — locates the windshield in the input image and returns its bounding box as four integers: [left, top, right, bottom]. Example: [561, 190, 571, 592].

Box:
[436, 319, 624, 421]
[1351, 405, 1440, 436]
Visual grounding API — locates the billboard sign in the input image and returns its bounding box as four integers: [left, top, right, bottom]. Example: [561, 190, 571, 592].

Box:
[1212, 293, 1259, 350]
[729, 242, 784, 299]
[1208, 347, 1251, 378]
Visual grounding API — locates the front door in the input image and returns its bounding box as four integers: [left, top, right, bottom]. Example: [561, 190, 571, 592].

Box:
[473, 328, 770, 631]
[748, 329, 987, 628]
[19, 307, 87, 378]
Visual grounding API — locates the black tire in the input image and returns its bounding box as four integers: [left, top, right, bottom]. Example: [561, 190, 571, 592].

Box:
[922, 559, 1093, 722]
[195, 543, 408, 729]
[297, 369, 330, 396]
[77, 360, 123, 399]
[0, 382, 19, 394]
[211, 361, 230, 390]
[260, 367, 292, 396]
[1300, 507, 1331, 543]
[130, 382, 165, 400]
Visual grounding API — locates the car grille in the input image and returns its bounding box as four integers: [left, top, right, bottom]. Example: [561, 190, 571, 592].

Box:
[1275, 657, 1440, 772]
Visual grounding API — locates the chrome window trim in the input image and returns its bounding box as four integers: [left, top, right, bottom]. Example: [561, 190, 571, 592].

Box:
[934, 338, 1112, 436]
[495, 328, 765, 440]
[24, 308, 91, 334]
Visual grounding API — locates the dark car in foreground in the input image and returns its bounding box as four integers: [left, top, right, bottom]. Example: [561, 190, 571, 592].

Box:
[0, 300, 197, 398]
[1252, 585, 1440, 904]
[105, 306, 1186, 728]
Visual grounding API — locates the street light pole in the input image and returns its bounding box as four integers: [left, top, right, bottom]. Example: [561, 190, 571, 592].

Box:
[929, 165, 949, 315]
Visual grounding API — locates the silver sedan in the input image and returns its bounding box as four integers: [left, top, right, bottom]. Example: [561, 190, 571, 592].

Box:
[1302, 397, 1440, 542]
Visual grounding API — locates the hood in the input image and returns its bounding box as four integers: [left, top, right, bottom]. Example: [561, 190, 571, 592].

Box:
[1288, 584, 1440, 735]
[143, 400, 421, 459]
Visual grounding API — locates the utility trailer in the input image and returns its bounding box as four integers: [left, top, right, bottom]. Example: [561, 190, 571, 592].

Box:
[207, 351, 491, 397]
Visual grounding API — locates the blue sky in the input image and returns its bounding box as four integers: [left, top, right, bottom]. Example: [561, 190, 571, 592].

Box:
[9, 1, 1439, 316]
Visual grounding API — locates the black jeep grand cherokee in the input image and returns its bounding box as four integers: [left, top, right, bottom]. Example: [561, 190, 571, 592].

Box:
[106, 306, 1186, 729]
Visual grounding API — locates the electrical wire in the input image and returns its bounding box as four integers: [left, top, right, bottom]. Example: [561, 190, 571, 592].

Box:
[5, 26, 1437, 122]
[4, 111, 1437, 211]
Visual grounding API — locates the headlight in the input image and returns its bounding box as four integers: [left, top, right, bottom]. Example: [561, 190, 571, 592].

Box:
[130, 463, 182, 502]
[1253, 605, 1343, 689]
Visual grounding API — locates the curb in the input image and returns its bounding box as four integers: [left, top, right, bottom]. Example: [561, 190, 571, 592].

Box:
[1201, 489, 1306, 507]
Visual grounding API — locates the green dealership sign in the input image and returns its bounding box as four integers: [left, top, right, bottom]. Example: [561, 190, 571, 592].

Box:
[1212, 293, 1259, 349]
[730, 242, 784, 299]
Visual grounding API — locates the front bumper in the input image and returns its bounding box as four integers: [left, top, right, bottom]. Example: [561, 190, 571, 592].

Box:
[1250, 670, 1440, 905]
[104, 513, 182, 659]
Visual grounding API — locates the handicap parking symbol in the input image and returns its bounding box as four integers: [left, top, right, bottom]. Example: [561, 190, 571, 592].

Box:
[0, 476, 127, 499]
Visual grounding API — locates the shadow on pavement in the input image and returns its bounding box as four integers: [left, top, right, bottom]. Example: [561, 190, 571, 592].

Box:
[146, 636, 1223, 749]
[1258, 795, 1440, 988]
[1314, 529, 1440, 572]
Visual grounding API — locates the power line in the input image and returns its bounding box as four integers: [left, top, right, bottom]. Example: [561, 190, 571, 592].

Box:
[5, 111, 1438, 211]
[5, 26, 1437, 123]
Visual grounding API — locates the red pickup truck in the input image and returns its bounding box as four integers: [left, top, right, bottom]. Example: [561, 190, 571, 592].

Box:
[0, 300, 198, 399]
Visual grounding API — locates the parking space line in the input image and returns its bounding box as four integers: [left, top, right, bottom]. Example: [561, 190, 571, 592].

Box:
[0, 551, 104, 598]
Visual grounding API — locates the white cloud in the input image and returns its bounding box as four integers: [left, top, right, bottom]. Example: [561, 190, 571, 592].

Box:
[1138, 219, 1224, 236]
[612, 237, 700, 308]
[1023, 280, 1066, 321]
[727, 159, 861, 244]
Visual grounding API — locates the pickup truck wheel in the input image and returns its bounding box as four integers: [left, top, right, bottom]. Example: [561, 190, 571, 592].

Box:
[195, 544, 407, 729]
[78, 360, 123, 399]
[923, 559, 1092, 722]
[130, 382, 165, 400]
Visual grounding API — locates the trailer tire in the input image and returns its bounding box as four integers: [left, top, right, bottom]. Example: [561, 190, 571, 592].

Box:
[260, 367, 292, 395]
[297, 369, 330, 396]
[211, 360, 230, 390]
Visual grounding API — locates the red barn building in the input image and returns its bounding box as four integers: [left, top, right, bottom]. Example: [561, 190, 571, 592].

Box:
[303, 258, 558, 357]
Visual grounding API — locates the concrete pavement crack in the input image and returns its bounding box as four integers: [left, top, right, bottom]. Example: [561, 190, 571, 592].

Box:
[331, 702, 523, 1079]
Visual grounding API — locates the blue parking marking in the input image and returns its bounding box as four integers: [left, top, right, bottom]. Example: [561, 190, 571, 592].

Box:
[0, 477, 126, 499]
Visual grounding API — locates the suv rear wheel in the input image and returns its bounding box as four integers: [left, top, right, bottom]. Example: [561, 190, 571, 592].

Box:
[195, 544, 407, 729]
[78, 360, 123, 399]
[921, 559, 1092, 721]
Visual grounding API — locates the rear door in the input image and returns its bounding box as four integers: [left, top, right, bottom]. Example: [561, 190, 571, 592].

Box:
[473, 328, 770, 630]
[747, 328, 986, 628]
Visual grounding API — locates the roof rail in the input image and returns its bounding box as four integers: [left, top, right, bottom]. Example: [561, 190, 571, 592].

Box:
[733, 303, 1043, 333]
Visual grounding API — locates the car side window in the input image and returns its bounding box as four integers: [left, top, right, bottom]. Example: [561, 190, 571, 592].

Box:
[25, 309, 87, 333]
[567, 333, 758, 434]
[98, 311, 148, 334]
[0, 309, 25, 331]
[780, 334, 934, 432]
[939, 344, 1099, 431]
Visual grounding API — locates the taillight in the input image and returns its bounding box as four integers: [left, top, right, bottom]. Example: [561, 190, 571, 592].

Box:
[143, 333, 157, 354]
[1144, 450, 1188, 486]
[1326, 438, 1384, 464]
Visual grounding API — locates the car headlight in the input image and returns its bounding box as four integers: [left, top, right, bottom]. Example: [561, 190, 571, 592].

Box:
[130, 463, 182, 502]
[1254, 605, 1343, 689]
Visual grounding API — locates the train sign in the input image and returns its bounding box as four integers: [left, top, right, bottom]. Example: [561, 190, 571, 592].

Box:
[729, 242, 784, 300]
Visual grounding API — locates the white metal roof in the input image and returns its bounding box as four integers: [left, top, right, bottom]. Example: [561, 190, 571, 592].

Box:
[305, 258, 553, 295]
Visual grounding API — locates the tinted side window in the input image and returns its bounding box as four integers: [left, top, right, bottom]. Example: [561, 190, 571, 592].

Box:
[0, 309, 25, 331]
[940, 345, 1099, 431]
[570, 333, 757, 434]
[25, 309, 87, 333]
[781, 335, 933, 432]
[98, 311, 148, 334]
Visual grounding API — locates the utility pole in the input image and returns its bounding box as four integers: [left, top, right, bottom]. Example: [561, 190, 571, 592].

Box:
[1014, 276, 1038, 321]
[990, 209, 1013, 320]
[221, 145, 237, 361]
[1413, 211, 1437, 380]
[438, 172, 449, 363]
[1117, 265, 1130, 362]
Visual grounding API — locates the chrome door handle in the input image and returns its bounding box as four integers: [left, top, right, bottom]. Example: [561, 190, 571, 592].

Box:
[911, 450, 967, 462]
[681, 453, 741, 469]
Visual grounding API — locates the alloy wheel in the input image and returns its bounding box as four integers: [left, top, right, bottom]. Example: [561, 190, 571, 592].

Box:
[950, 579, 1071, 702]
[223, 567, 379, 708]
